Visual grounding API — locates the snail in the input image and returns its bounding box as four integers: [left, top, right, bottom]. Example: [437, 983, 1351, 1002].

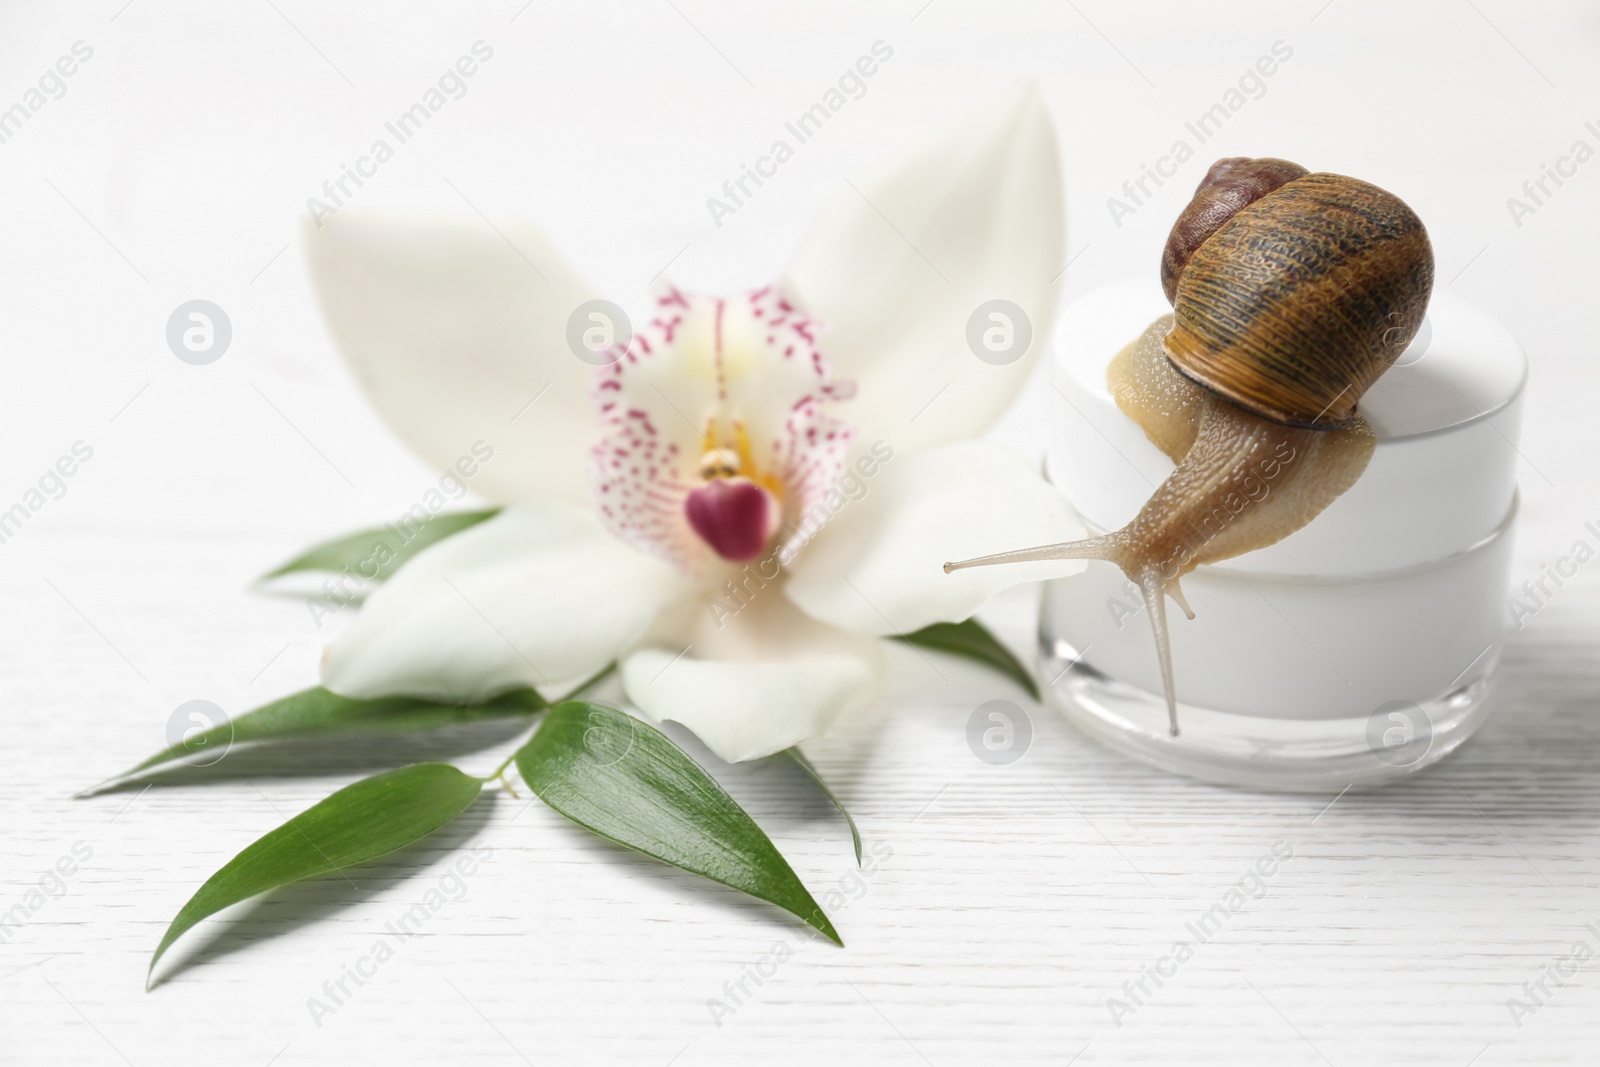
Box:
[945, 157, 1434, 736]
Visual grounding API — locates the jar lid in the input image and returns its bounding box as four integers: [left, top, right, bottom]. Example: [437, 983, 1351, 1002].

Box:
[1047, 279, 1527, 576]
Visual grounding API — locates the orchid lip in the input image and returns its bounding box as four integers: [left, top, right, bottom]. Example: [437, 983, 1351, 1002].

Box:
[684, 477, 777, 562]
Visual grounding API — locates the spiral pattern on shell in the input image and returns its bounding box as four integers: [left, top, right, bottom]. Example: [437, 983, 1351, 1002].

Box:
[1159, 157, 1435, 429]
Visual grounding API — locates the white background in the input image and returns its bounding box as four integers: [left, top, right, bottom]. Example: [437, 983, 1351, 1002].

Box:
[3, 1, 1598, 1064]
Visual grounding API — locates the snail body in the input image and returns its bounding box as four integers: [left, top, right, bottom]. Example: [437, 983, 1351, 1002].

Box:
[946, 157, 1434, 735]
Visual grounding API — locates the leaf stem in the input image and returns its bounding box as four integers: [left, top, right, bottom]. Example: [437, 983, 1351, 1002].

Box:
[481, 751, 520, 786]
[563, 661, 617, 701]
[474, 663, 618, 787]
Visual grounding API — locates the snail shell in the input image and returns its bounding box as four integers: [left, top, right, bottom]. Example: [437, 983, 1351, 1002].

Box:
[1161, 157, 1435, 429]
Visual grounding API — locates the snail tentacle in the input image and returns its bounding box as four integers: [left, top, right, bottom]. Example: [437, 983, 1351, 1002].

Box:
[942, 533, 1120, 573]
[1136, 564, 1180, 737]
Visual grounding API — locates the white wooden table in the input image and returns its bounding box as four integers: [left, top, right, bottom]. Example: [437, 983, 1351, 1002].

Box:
[3, 2, 1598, 1063]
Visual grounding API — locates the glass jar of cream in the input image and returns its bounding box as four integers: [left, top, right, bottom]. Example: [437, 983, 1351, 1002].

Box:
[1038, 280, 1526, 791]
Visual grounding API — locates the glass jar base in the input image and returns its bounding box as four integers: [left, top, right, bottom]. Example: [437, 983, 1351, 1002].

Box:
[1039, 636, 1498, 793]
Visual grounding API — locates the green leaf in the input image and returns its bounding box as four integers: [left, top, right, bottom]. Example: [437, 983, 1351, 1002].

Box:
[894, 618, 1040, 701]
[515, 702, 841, 945]
[149, 763, 483, 984]
[262, 508, 501, 581]
[778, 747, 861, 867]
[82, 687, 544, 795]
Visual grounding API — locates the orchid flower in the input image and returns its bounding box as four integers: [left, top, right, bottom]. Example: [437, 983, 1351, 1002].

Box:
[304, 85, 1087, 763]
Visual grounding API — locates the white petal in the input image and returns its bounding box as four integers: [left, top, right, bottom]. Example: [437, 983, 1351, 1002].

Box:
[784, 441, 1087, 637]
[622, 589, 883, 763]
[779, 83, 1064, 450]
[304, 213, 600, 506]
[322, 501, 687, 702]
